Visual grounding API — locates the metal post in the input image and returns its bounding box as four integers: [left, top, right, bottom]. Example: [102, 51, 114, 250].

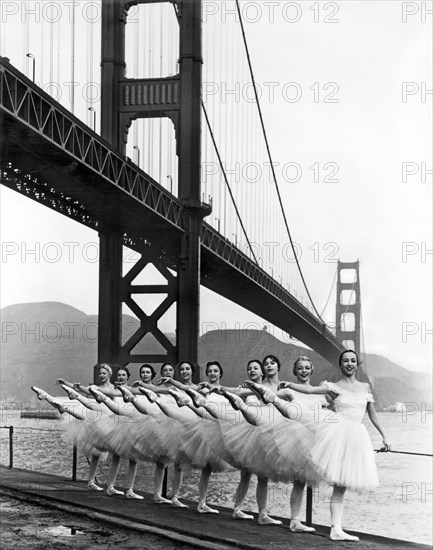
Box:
[162, 467, 168, 498]
[306, 486, 313, 525]
[9, 426, 13, 469]
[72, 446, 78, 481]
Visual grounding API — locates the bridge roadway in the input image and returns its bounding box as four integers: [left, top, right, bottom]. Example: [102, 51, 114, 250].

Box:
[0, 57, 345, 365]
[0, 467, 429, 550]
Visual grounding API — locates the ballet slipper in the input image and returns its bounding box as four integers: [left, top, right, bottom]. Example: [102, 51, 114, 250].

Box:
[61, 385, 80, 400]
[154, 495, 171, 504]
[171, 497, 188, 508]
[221, 391, 244, 411]
[184, 388, 206, 407]
[118, 386, 135, 403]
[258, 512, 282, 526]
[244, 382, 275, 404]
[107, 485, 124, 496]
[50, 400, 67, 414]
[31, 386, 49, 401]
[89, 386, 106, 403]
[197, 503, 219, 514]
[289, 519, 316, 533]
[87, 481, 103, 491]
[168, 389, 192, 407]
[232, 508, 253, 520]
[138, 387, 159, 403]
[330, 527, 359, 541]
[125, 489, 143, 500]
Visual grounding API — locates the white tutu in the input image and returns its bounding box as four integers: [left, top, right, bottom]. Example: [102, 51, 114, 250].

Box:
[61, 401, 108, 459]
[306, 382, 379, 491]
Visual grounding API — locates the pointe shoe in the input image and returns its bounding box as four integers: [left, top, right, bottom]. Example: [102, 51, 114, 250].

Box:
[168, 389, 192, 407]
[197, 503, 219, 514]
[171, 497, 189, 508]
[61, 385, 80, 400]
[50, 400, 67, 414]
[330, 527, 359, 541]
[138, 387, 159, 403]
[125, 489, 143, 500]
[244, 381, 275, 404]
[290, 520, 316, 533]
[232, 508, 253, 520]
[107, 485, 124, 496]
[221, 391, 244, 411]
[89, 386, 106, 403]
[258, 512, 282, 526]
[154, 495, 171, 504]
[31, 386, 49, 401]
[118, 385, 135, 403]
[87, 481, 103, 491]
[184, 388, 206, 407]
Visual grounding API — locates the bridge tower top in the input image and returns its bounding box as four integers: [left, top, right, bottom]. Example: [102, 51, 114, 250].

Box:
[335, 260, 361, 357]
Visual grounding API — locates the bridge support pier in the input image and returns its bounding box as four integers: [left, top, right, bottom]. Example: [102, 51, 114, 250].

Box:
[98, 232, 123, 364]
[97, 0, 206, 376]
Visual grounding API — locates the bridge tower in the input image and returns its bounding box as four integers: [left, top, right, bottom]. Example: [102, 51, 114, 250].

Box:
[98, 0, 207, 378]
[335, 260, 361, 356]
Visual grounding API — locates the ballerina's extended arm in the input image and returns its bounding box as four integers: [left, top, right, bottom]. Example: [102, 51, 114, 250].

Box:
[279, 381, 336, 396]
[366, 387, 390, 450]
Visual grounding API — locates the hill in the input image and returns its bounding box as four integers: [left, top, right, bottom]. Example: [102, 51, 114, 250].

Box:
[1, 302, 431, 409]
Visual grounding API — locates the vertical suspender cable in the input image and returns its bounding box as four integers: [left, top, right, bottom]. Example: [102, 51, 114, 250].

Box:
[235, 0, 325, 322]
[71, 1, 75, 114]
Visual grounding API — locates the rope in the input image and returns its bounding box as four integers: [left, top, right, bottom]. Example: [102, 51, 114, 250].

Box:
[375, 449, 432, 457]
[1, 426, 63, 433]
[235, 0, 325, 322]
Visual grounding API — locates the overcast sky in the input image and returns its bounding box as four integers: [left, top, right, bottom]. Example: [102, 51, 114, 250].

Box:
[0, 1, 431, 374]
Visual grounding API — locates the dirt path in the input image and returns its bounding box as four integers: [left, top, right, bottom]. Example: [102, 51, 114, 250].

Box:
[0, 494, 197, 550]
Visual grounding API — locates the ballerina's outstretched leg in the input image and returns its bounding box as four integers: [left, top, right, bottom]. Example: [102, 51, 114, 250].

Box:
[31, 386, 83, 418]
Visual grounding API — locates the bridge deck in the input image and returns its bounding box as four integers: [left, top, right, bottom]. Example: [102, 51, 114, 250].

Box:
[0, 467, 428, 550]
[0, 56, 344, 364]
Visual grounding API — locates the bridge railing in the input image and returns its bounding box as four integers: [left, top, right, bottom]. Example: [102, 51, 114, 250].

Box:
[201, 222, 343, 349]
[0, 56, 184, 231]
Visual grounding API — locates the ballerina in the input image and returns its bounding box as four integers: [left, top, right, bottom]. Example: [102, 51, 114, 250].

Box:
[280, 349, 390, 541]
[246, 356, 329, 532]
[31, 383, 109, 491]
[124, 361, 197, 507]
[210, 357, 284, 525]
[161, 361, 230, 514]
[87, 366, 144, 499]
[56, 363, 115, 491]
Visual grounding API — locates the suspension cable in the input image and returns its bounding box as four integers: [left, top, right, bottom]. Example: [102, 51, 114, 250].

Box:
[320, 265, 338, 318]
[235, 0, 325, 321]
[171, 2, 259, 265]
[201, 102, 259, 265]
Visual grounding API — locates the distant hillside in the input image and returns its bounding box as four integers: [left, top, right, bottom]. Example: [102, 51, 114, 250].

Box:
[1, 302, 431, 409]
